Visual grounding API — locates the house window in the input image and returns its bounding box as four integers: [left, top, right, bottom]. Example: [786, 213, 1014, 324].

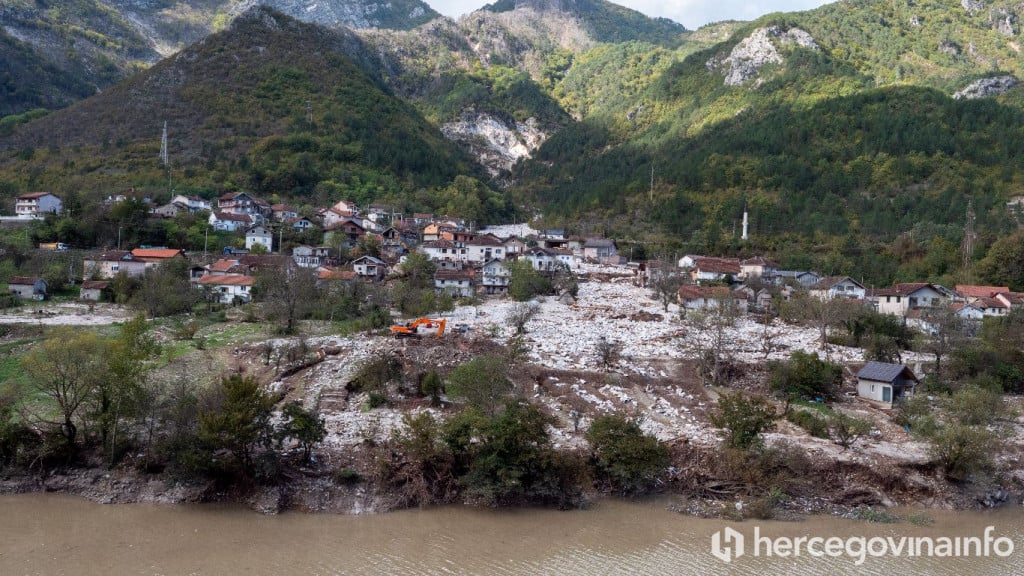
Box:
[111, 264, 119, 272]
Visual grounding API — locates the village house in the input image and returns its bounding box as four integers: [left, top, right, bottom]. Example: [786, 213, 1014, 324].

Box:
[316, 266, 357, 286]
[677, 285, 749, 313]
[151, 202, 184, 219]
[809, 276, 866, 300]
[288, 216, 315, 232]
[171, 194, 211, 214]
[856, 361, 918, 407]
[270, 204, 298, 222]
[197, 273, 254, 304]
[537, 230, 569, 250]
[684, 256, 741, 284]
[522, 246, 572, 271]
[245, 226, 273, 253]
[15, 192, 62, 217]
[435, 269, 475, 297]
[380, 226, 418, 256]
[79, 280, 111, 302]
[869, 283, 946, 316]
[217, 192, 269, 220]
[481, 259, 510, 295]
[582, 239, 618, 261]
[465, 234, 506, 263]
[83, 251, 148, 279]
[131, 248, 186, 271]
[996, 292, 1024, 310]
[772, 270, 822, 288]
[209, 211, 255, 232]
[352, 255, 387, 281]
[411, 213, 434, 226]
[8, 276, 47, 300]
[739, 256, 779, 280]
[421, 239, 468, 263]
[503, 236, 527, 256]
[291, 245, 332, 269]
[324, 218, 368, 248]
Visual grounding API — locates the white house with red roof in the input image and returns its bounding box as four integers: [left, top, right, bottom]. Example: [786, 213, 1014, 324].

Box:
[15, 192, 62, 217]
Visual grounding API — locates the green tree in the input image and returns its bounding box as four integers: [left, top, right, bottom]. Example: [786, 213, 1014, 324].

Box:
[463, 401, 584, 507]
[23, 328, 108, 447]
[768, 351, 844, 409]
[132, 258, 198, 317]
[99, 314, 160, 465]
[829, 412, 872, 449]
[976, 230, 1024, 291]
[277, 401, 326, 462]
[586, 414, 669, 495]
[710, 393, 777, 450]
[447, 355, 514, 415]
[508, 259, 552, 301]
[198, 374, 275, 472]
[255, 262, 319, 334]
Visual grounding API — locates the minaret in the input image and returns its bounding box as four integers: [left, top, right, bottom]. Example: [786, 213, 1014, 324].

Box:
[741, 200, 749, 241]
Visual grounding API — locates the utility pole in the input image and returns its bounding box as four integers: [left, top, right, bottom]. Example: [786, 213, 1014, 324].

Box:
[649, 164, 654, 203]
[962, 199, 976, 283]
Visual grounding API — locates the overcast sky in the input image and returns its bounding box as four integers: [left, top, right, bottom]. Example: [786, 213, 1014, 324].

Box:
[428, 0, 837, 30]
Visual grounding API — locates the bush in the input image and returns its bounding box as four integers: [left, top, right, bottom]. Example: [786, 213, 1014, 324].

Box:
[769, 351, 843, 407]
[446, 355, 513, 415]
[420, 371, 443, 405]
[829, 412, 872, 449]
[944, 385, 1004, 426]
[786, 408, 830, 438]
[928, 424, 998, 481]
[586, 414, 669, 495]
[710, 393, 777, 450]
[334, 468, 363, 485]
[893, 394, 939, 438]
[367, 391, 387, 409]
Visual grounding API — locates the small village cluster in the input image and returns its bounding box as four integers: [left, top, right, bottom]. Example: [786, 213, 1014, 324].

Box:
[6, 191, 1024, 330]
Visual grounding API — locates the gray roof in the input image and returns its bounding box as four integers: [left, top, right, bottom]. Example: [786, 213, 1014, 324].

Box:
[857, 361, 918, 384]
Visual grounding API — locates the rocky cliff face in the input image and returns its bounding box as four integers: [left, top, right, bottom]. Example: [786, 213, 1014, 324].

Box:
[441, 110, 549, 178]
[953, 74, 1019, 99]
[229, 0, 439, 30]
[706, 25, 819, 87]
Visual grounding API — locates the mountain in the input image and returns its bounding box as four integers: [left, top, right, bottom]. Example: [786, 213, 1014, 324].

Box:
[0, 0, 442, 118]
[4, 0, 1024, 286]
[0, 7, 483, 205]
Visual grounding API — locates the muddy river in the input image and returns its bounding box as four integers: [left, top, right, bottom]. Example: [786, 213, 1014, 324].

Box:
[1, 494, 1022, 575]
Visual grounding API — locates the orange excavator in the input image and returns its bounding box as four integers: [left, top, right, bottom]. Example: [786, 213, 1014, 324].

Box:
[390, 318, 447, 339]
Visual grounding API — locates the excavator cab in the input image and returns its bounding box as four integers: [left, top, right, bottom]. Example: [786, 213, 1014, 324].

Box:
[390, 318, 446, 339]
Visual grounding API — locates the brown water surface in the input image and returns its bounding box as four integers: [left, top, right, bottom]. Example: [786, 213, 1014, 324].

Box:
[1, 494, 1021, 575]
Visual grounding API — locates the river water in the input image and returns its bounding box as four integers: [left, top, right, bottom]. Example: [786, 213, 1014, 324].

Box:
[1, 494, 1022, 575]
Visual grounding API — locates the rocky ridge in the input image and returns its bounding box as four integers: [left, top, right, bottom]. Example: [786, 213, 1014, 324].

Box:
[953, 74, 1019, 99]
[707, 25, 819, 87]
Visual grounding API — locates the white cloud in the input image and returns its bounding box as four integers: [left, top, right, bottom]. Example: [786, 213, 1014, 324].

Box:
[427, 0, 837, 30]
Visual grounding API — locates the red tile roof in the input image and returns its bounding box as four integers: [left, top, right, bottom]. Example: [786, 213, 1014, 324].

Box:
[197, 273, 253, 286]
[956, 285, 1011, 299]
[17, 192, 54, 199]
[677, 285, 732, 300]
[80, 280, 110, 290]
[8, 276, 42, 285]
[131, 248, 184, 259]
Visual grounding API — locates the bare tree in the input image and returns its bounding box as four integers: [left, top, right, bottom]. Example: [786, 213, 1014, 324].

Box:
[256, 261, 319, 334]
[506, 302, 540, 335]
[781, 292, 865, 350]
[758, 310, 781, 361]
[920, 308, 967, 379]
[648, 258, 684, 312]
[595, 337, 621, 370]
[682, 297, 740, 386]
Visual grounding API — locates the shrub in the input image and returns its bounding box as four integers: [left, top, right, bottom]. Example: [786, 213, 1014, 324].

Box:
[334, 468, 362, 485]
[786, 408, 829, 438]
[586, 414, 669, 495]
[446, 355, 513, 415]
[829, 412, 872, 449]
[710, 393, 777, 450]
[945, 385, 1004, 426]
[769, 351, 843, 407]
[894, 394, 939, 439]
[928, 424, 998, 481]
